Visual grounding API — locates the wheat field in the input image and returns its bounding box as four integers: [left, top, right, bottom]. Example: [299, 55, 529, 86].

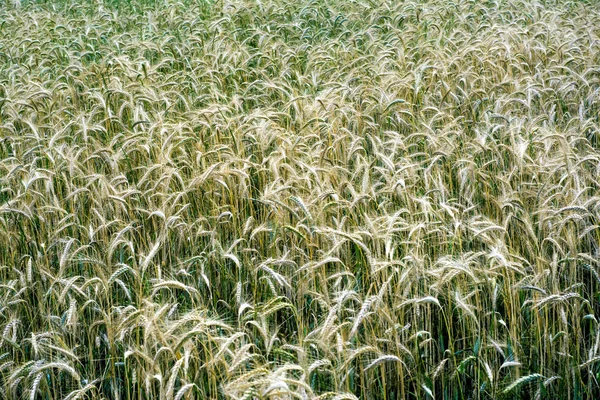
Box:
[0, 0, 599, 398]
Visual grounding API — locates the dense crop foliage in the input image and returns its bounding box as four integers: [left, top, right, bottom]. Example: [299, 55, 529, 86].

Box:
[1, 0, 600, 398]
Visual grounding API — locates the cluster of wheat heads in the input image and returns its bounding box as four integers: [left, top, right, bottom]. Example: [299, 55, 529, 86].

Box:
[0, 0, 599, 398]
